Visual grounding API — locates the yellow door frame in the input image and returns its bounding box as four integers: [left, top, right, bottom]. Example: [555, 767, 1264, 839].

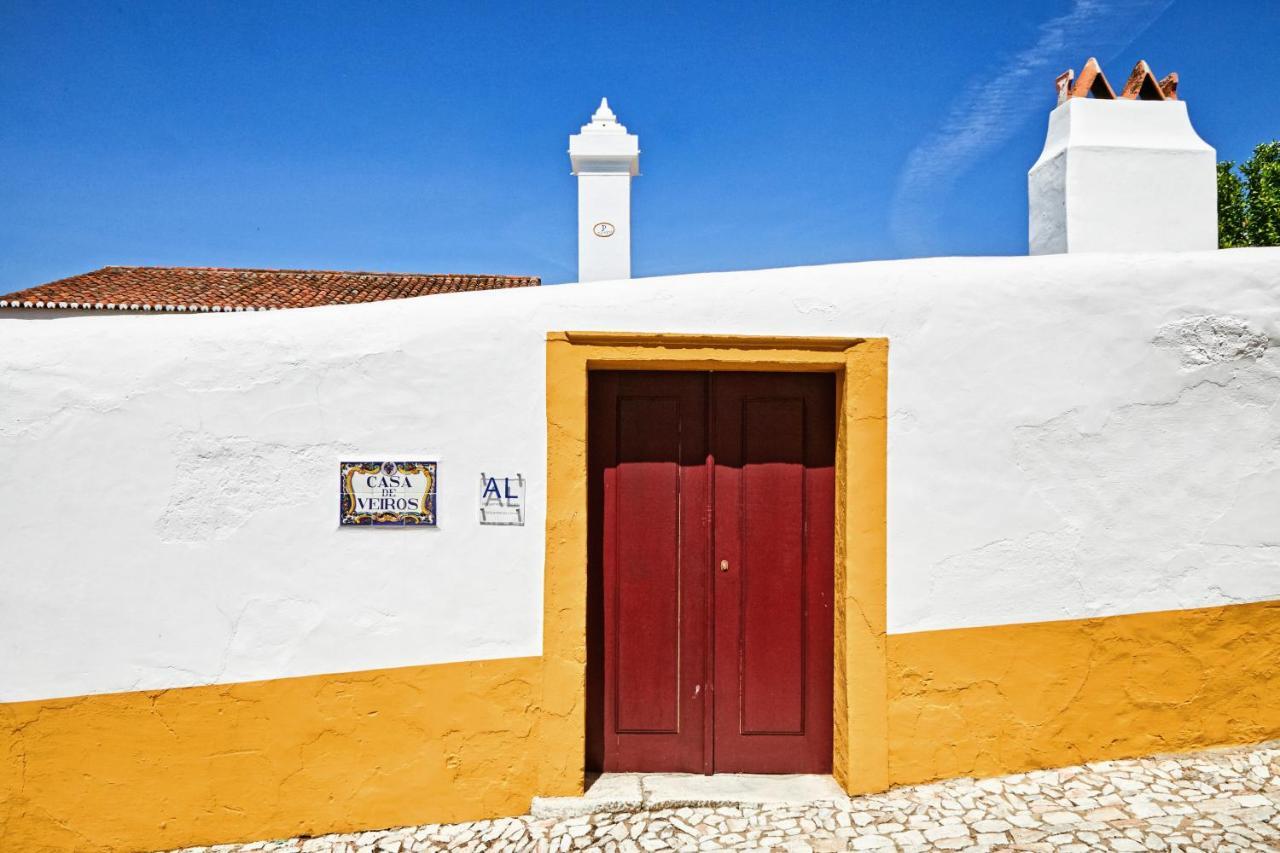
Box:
[541, 331, 889, 795]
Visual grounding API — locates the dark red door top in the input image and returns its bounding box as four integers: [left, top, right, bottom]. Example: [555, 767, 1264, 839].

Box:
[588, 371, 834, 774]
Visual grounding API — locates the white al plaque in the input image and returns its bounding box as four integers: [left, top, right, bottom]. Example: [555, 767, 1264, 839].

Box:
[479, 472, 525, 526]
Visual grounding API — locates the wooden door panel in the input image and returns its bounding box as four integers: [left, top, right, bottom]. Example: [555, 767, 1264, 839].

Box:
[711, 373, 835, 774]
[740, 397, 806, 735]
[589, 370, 834, 775]
[589, 371, 709, 772]
[614, 396, 682, 733]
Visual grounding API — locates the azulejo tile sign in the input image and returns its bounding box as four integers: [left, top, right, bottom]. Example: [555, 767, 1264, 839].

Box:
[479, 472, 525, 525]
[340, 461, 437, 526]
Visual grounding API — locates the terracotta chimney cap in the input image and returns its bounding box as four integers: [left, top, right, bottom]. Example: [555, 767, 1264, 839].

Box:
[1055, 58, 1178, 104]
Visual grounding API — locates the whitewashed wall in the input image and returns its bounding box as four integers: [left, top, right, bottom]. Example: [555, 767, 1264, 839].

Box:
[2, 249, 1278, 703]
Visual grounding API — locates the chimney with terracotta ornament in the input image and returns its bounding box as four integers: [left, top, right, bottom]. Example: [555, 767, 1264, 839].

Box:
[1028, 58, 1217, 254]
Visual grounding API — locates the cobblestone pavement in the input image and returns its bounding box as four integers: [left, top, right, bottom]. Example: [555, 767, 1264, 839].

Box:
[169, 741, 1280, 852]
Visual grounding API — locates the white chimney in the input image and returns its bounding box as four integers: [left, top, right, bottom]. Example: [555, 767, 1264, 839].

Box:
[1029, 59, 1216, 255]
[569, 98, 640, 282]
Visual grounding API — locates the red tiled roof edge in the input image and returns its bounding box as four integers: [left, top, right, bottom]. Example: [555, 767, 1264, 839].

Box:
[0, 266, 541, 313]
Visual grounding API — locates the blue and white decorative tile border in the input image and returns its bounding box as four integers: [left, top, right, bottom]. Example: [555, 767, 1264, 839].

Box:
[340, 461, 437, 526]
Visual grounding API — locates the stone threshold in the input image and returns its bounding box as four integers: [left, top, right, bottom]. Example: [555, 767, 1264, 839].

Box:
[530, 772, 847, 819]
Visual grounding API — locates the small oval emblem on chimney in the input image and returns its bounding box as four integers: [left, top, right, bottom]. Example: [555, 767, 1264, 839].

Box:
[593, 222, 616, 238]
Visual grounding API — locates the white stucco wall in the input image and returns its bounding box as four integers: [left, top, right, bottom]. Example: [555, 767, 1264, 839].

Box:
[2, 249, 1278, 703]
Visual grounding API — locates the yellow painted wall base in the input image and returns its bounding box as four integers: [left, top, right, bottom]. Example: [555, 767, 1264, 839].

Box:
[887, 599, 1280, 786]
[4, 602, 1278, 852]
[1, 657, 547, 853]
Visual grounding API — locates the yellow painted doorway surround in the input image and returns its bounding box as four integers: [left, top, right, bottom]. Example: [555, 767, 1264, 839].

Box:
[542, 331, 891, 795]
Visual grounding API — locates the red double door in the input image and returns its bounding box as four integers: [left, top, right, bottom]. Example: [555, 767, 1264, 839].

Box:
[587, 371, 835, 774]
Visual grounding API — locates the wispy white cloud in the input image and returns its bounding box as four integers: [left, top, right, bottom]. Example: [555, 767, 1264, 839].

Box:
[888, 0, 1174, 256]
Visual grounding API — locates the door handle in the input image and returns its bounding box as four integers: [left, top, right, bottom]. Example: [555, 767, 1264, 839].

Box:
[719, 559, 729, 572]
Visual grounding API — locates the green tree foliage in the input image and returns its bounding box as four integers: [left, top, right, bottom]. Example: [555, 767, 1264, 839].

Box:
[1218, 141, 1280, 248]
[1217, 162, 1248, 248]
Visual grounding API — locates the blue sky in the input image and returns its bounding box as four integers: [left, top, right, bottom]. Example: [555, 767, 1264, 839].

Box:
[2, 1, 1277, 290]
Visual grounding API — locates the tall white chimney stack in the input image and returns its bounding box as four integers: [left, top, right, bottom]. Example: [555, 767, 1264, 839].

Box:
[1029, 59, 1216, 254]
[569, 98, 640, 282]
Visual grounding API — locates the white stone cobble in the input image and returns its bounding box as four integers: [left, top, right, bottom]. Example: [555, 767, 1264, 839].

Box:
[164, 740, 1280, 852]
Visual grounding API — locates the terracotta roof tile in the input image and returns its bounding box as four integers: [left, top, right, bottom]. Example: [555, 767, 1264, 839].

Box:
[0, 266, 540, 313]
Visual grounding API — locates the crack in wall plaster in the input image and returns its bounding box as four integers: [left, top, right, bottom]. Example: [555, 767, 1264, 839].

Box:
[890, 409, 919, 432]
[791, 297, 838, 316]
[1153, 315, 1269, 370]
